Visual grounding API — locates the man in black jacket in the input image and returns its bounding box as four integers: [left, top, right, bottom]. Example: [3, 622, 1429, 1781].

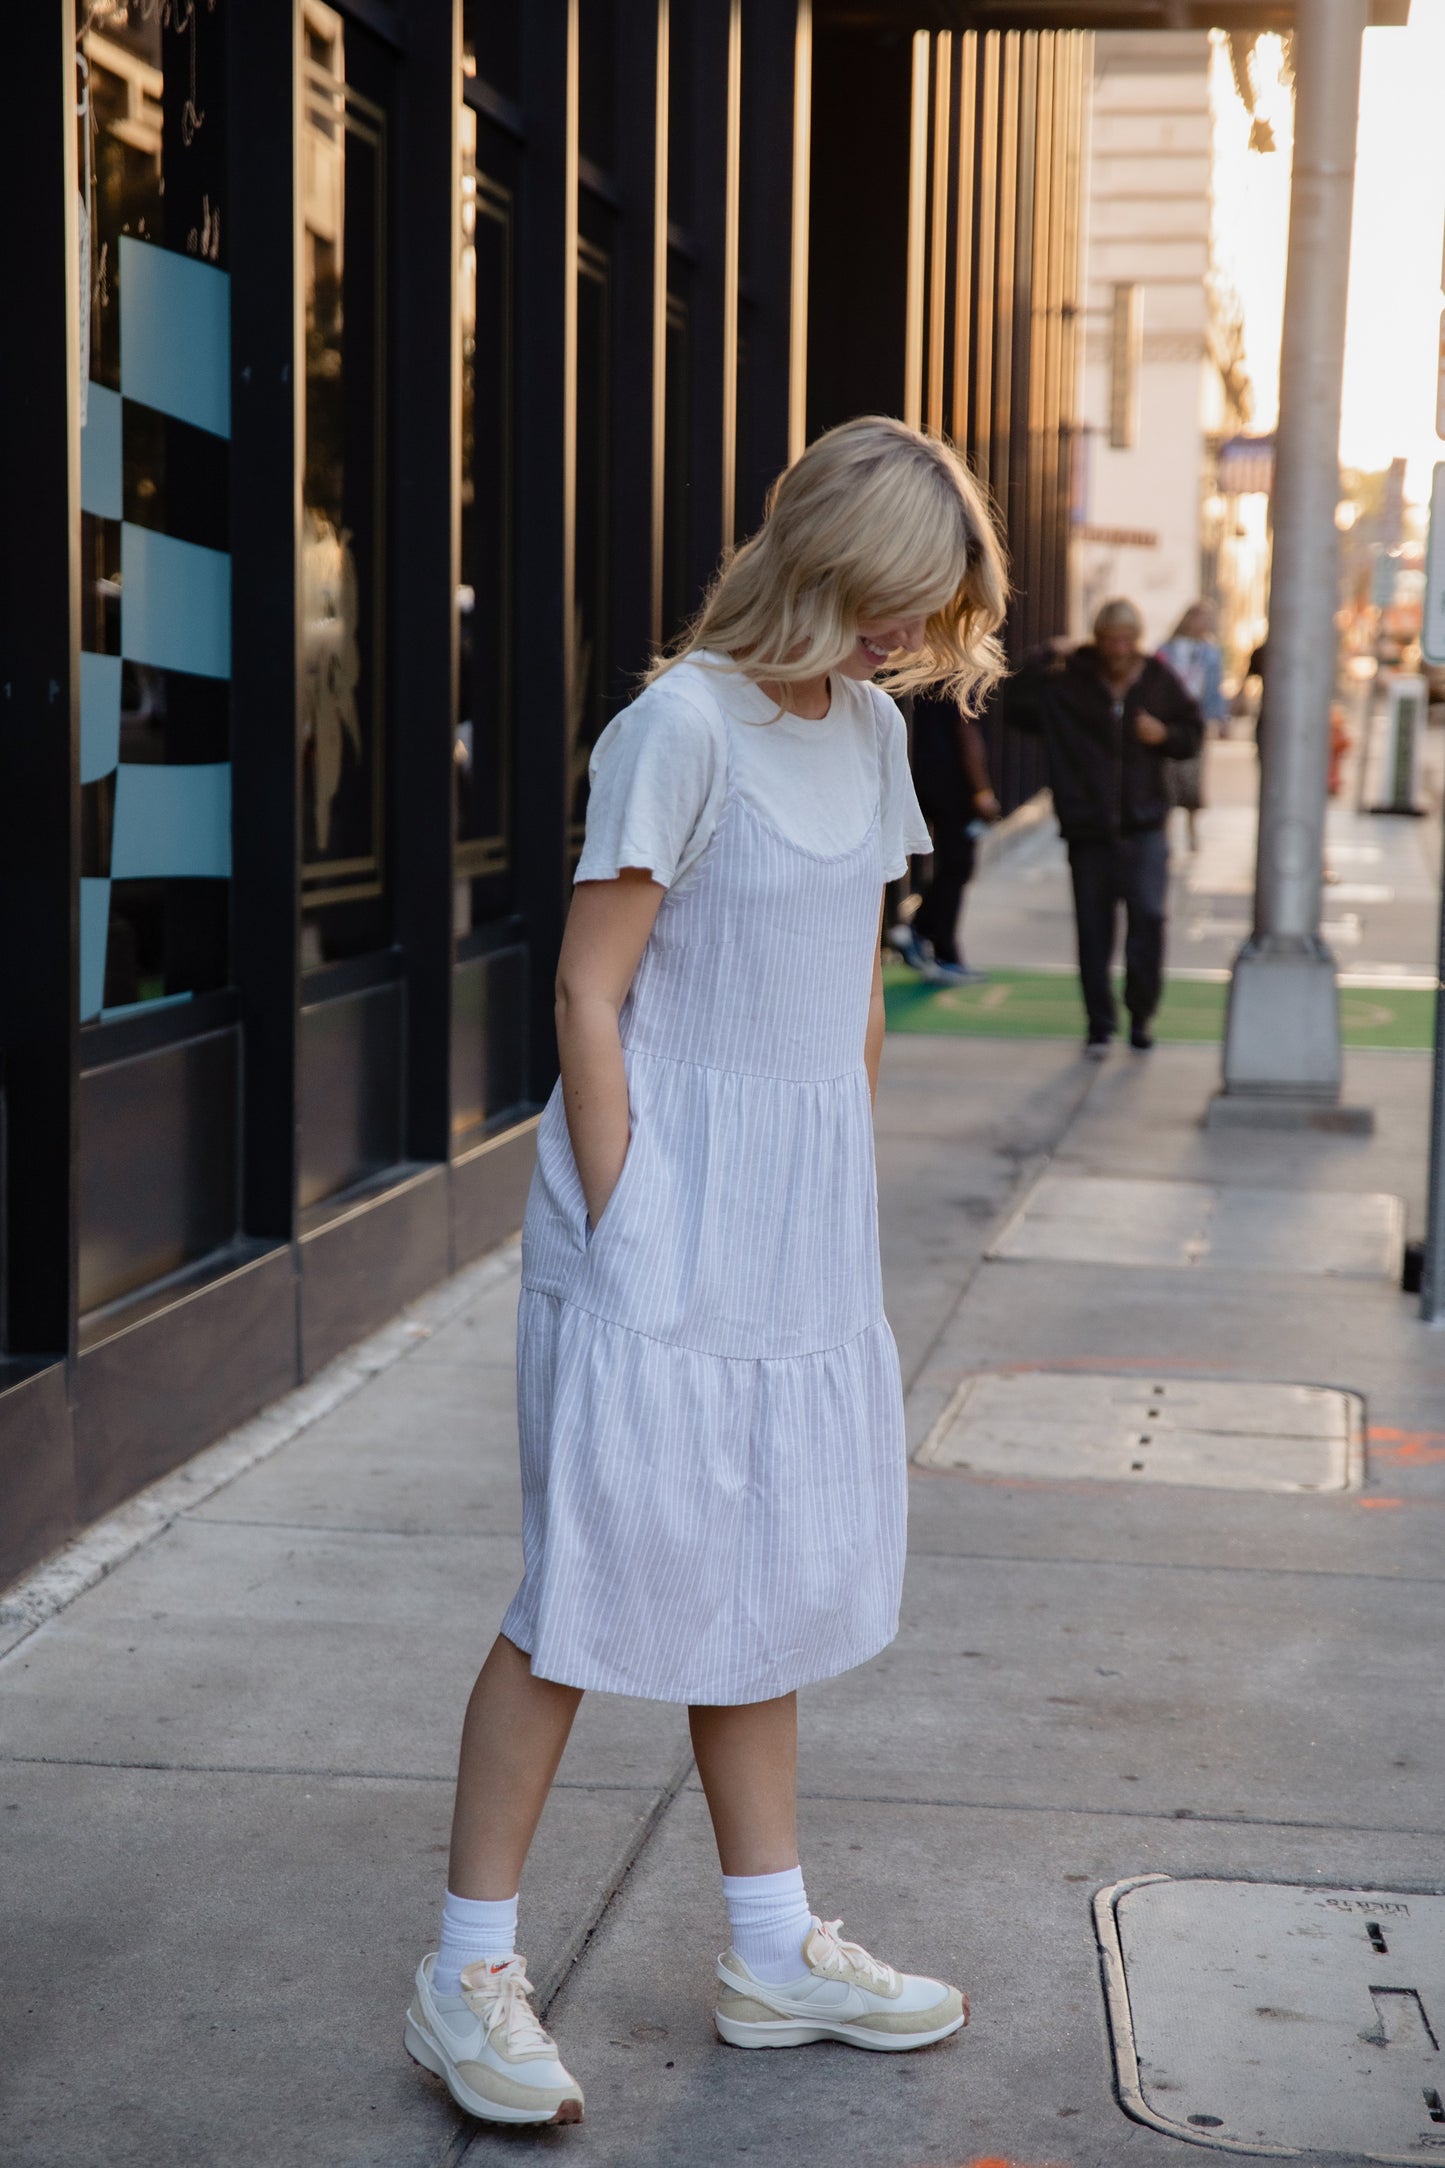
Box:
[1007, 596, 1204, 1057]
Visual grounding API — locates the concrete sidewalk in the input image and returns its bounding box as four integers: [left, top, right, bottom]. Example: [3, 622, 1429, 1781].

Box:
[5, 809, 1445, 2165]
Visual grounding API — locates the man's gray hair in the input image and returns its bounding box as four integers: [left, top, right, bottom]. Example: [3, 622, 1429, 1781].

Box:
[1092, 597, 1144, 640]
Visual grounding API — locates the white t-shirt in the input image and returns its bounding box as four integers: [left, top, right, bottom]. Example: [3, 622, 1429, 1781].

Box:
[575, 655, 932, 893]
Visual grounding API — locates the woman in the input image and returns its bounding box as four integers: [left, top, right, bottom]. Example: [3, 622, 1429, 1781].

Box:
[1157, 601, 1227, 851]
[404, 417, 1009, 2126]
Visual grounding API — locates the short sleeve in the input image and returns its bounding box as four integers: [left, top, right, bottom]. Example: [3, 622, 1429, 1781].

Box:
[871, 689, 933, 880]
[575, 681, 727, 890]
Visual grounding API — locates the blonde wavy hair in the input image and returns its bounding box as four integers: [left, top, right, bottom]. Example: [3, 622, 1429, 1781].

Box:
[648, 415, 1009, 712]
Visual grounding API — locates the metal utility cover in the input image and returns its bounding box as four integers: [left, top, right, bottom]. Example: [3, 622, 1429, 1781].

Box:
[990, 1174, 1405, 1281]
[1096, 1875, 1445, 2161]
[916, 1371, 1362, 1492]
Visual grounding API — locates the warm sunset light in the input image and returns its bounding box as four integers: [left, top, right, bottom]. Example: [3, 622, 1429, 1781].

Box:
[1213, 3, 1445, 500]
[1342, 0, 1445, 494]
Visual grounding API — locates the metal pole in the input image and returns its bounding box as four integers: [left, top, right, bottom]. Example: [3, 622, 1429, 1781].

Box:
[1219, 0, 1369, 1110]
[1423, 849, 1445, 1321]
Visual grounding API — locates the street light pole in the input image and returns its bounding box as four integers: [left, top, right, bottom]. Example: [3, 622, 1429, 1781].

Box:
[1217, 0, 1371, 1121]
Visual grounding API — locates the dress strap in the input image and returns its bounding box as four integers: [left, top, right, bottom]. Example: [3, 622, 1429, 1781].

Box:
[867, 682, 888, 824]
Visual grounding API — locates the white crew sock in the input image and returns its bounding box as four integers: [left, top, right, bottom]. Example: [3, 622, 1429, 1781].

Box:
[434, 1890, 519, 1997]
[721, 1865, 815, 1984]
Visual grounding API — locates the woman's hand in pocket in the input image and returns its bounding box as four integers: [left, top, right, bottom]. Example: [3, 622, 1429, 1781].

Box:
[556, 869, 664, 1233]
[585, 1146, 630, 1241]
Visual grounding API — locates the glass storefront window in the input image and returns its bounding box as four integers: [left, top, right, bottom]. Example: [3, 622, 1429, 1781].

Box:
[663, 279, 691, 642]
[300, 2, 389, 945]
[462, 0, 521, 105]
[578, 0, 617, 175]
[76, 0, 232, 1024]
[456, 104, 515, 894]
[569, 230, 612, 851]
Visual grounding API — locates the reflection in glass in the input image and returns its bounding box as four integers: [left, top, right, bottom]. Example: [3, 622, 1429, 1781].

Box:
[301, 3, 387, 917]
[456, 105, 514, 882]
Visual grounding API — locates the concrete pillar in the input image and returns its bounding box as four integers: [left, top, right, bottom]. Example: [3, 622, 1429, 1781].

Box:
[1217, 0, 1369, 1116]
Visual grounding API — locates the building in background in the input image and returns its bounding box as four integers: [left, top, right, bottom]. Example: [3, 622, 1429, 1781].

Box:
[1205, 27, 1294, 679]
[1074, 31, 1247, 648]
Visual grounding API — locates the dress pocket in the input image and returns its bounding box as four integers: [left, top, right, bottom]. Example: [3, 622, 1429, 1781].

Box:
[531, 1091, 595, 1257]
[584, 1124, 642, 1254]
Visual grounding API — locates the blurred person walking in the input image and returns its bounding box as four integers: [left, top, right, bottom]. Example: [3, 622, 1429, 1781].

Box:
[404, 417, 1007, 2130]
[1157, 601, 1227, 852]
[1007, 598, 1203, 1058]
[889, 696, 1000, 985]
[1236, 635, 1269, 754]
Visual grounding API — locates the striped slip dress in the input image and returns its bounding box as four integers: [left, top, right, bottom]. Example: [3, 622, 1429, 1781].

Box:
[500, 680, 908, 1705]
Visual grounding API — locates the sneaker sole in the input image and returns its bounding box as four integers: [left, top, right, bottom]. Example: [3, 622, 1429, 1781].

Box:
[715, 1999, 968, 2053]
[404, 2016, 584, 2125]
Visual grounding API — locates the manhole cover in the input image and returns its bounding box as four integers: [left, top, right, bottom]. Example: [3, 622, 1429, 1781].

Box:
[990, 1175, 1404, 1281]
[1096, 1876, 1445, 2161]
[915, 1372, 1362, 1492]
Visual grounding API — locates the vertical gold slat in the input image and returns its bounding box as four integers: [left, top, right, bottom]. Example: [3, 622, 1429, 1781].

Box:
[1061, 35, 1089, 628]
[720, 0, 742, 546]
[562, 0, 579, 748]
[903, 29, 930, 431]
[1044, 31, 1071, 626]
[1029, 31, 1054, 595]
[972, 32, 998, 487]
[788, 0, 812, 461]
[649, 0, 670, 645]
[951, 32, 976, 451]
[927, 29, 952, 436]
[992, 28, 1019, 521]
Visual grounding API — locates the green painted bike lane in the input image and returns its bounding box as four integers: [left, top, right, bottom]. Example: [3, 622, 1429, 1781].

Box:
[883, 962, 1436, 1050]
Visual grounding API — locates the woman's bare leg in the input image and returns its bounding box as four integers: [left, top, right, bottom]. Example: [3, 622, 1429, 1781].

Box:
[689, 1693, 799, 1876]
[448, 1634, 583, 1898]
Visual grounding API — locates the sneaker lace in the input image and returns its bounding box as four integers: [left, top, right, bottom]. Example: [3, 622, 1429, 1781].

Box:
[810, 1918, 898, 1993]
[464, 1957, 554, 2054]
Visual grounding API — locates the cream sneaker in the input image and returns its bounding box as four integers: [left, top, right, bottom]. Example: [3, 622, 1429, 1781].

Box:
[715, 1917, 968, 2052]
[405, 1953, 584, 2124]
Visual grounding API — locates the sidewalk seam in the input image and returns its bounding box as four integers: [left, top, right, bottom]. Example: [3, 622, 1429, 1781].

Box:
[1, 1753, 669, 1791]
[436, 1744, 697, 2168]
[0, 1242, 522, 1660]
[792, 1789, 1445, 1841]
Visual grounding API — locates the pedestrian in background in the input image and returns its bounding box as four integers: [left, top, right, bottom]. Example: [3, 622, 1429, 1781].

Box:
[1007, 596, 1203, 1058]
[1157, 600, 1227, 852]
[1236, 633, 1268, 754]
[889, 695, 1000, 985]
[405, 417, 1008, 2129]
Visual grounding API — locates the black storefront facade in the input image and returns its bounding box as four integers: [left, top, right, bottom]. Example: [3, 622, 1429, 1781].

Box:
[1, 0, 1088, 1589]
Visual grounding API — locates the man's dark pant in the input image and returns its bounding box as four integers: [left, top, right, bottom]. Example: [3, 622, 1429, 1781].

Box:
[912, 805, 977, 966]
[1066, 828, 1169, 1039]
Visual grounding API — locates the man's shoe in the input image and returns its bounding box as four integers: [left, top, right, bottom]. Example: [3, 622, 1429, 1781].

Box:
[715, 1917, 968, 2052]
[887, 926, 934, 974]
[405, 1953, 584, 2125]
[1084, 1033, 1113, 1062]
[1129, 1021, 1155, 1051]
[923, 958, 988, 987]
